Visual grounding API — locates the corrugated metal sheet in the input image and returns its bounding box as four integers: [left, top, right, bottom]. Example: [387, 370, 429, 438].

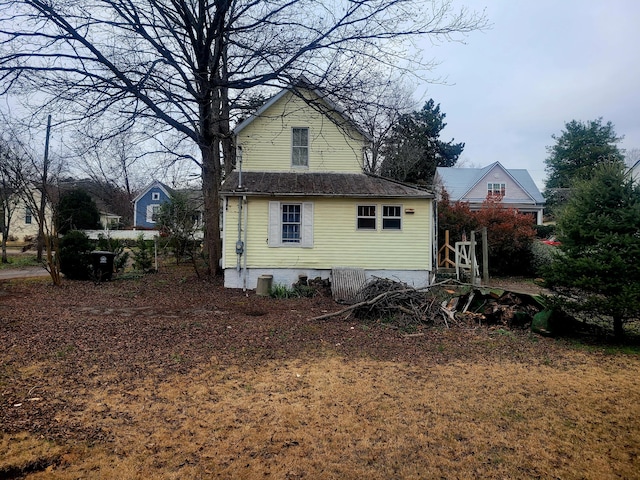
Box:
[331, 267, 367, 303]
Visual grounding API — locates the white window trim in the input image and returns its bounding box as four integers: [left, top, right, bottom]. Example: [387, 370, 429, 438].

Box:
[291, 127, 309, 168]
[152, 192, 161, 201]
[268, 201, 313, 247]
[382, 204, 403, 231]
[487, 182, 506, 197]
[356, 204, 377, 231]
[146, 204, 160, 223]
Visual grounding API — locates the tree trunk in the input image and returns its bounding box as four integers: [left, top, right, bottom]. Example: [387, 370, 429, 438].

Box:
[201, 143, 222, 276]
[613, 315, 624, 340]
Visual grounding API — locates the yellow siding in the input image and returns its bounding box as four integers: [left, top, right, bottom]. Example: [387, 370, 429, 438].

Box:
[238, 91, 365, 174]
[223, 196, 432, 270]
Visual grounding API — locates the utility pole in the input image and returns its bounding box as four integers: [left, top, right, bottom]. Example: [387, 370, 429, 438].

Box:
[36, 115, 51, 262]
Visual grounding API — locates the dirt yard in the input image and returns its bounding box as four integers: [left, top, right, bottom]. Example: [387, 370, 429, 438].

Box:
[1, 264, 639, 479]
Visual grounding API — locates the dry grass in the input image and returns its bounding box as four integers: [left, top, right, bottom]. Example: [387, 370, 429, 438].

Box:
[3, 352, 640, 479]
[2, 265, 640, 478]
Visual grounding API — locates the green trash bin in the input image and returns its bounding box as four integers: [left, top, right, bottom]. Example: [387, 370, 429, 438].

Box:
[90, 250, 115, 281]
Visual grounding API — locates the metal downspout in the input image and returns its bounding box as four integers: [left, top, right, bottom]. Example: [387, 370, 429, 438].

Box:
[242, 196, 248, 292]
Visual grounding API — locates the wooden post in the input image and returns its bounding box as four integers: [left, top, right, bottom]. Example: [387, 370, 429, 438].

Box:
[482, 227, 489, 285]
[444, 230, 450, 266]
[470, 230, 477, 286]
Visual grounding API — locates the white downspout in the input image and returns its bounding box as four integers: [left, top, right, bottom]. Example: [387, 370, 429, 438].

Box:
[236, 146, 244, 273]
[242, 195, 248, 292]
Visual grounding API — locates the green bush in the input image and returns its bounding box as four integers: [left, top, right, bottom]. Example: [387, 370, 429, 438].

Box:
[530, 240, 558, 277]
[269, 283, 315, 298]
[534, 224, 556, 239]
[96, 234, 129, 272]
[132, 234, 154, 272]
[59, 230, 93, 280]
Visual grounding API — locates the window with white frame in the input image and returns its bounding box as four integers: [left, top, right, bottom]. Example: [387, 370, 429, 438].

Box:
[382, 205, 402, 230]
[292, 127, 309, 167]
[25, 207, 32, 224]
[281, 204, 301, 243]
[357, 205, 376, 230]
[146, 204, 160, 223]
[152, 192, 160, 201]
[268, 201, 313, 247]
[487, 183, 506, 197]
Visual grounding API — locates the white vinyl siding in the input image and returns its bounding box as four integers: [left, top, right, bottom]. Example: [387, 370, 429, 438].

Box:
[268, 201, 313, 247]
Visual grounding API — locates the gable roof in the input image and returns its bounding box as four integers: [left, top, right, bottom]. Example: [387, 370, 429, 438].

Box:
[221, 172, 433, 198]
[132, 180, 173, 204]
[233, 77, 371, 141]
[436, 162, 544, 204]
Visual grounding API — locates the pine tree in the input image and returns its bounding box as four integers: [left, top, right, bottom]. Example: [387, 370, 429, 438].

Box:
[544, 162, 640, 338]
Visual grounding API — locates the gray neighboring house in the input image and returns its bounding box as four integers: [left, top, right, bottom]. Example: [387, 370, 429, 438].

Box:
[434, 162, 545, 225]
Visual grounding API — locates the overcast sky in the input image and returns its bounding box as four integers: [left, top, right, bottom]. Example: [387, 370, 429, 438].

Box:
[416, 0, 640, 189]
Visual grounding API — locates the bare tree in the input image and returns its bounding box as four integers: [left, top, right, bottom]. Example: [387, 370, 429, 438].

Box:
[625, 148, 640, 168]
[0, 0, 487, 274]
[0, 115, 63, 283]
[0, 139, 22, 262]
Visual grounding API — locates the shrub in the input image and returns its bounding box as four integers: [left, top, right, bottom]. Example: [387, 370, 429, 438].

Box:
[438, 192, 537, 276]
[132, 234, 154, 272]
[59, 230, 93, 280]
[269, 283, 315, 298]
[96, 234, 130, 272]
[534, 224, 556, 239]
[530, 240, 558, 277]
[474, 197, 537, 276]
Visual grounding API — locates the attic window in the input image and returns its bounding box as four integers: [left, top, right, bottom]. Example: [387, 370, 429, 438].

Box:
[487, 183, 506, 197]
[292, 127, 309, 167]
[152, 192, 160, 201]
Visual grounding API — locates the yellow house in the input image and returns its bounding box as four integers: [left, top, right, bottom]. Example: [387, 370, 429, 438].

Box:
[221, 81, 435, 290]
[1, 188, 54, 243]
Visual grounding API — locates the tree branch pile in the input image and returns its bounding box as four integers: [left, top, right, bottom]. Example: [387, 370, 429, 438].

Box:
[311, 278, 448, 328]
[311, 277, 547, 331]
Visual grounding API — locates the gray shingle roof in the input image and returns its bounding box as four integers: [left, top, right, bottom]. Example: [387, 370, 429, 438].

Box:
[436, 163, 544, 204]
[221, 172, 434, 198]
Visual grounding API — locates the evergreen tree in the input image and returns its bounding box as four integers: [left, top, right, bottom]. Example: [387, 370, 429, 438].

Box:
[544, 162, 640, 338]
[544, 118, 624, 190]
[380, 100, 464, 184]
[56, 189, 100, 234]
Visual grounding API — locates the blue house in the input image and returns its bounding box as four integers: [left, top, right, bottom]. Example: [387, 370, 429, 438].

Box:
[132, 180, 172, 229]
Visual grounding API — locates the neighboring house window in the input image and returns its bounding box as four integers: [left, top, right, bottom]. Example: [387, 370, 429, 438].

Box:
[382, 205, 402, 230]
[152, 192, 160, 201]
[292, 127, 309, 167]
[268, 201, 313, 247]
[146, 204, 160, 223]
[357, 205, 376, 230]
[25, 207, 32, 224]
[488, 183, 506, 197]
[281, 204, 301, 243]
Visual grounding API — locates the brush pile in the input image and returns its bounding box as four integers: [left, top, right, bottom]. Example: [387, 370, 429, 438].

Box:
[313, 277, 546, 331]
[351, 278, 443, 326]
